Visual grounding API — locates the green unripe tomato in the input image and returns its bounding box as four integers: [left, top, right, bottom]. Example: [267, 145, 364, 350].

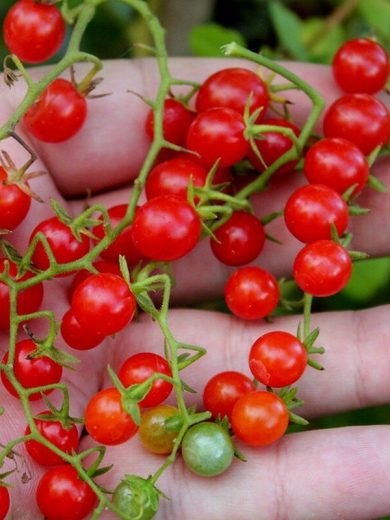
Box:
[112, 475, 160, 520]
[181, 422, 234, 477]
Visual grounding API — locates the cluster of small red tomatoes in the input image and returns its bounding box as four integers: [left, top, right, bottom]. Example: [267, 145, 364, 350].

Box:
[0, 1, 390, 519]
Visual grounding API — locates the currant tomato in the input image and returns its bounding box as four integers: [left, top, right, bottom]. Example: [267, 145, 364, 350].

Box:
[1, 339, 63, 401]
[195, 67, 269, 116]
[186, 108, 249, 168]
[333, 38, 389, 94]
[23, 79, 87, 143]
[132, 195, 201, 261]
[145, 98, 194, 146]
[118, 352, 173, 408]
[231, 390, 289, 446]
[0, 486, 10, 520]
[203, 371, 256, 420]
[249, 331, 307, 387]
[225, 266, 279, 320]
[71, 273, 136, 336]
[145, 158, 207, 201]
[284, 184, 349, 243]
[304, 137, 369, 195]
[91, 205, 143, 266]
[323, 94, 390, 155]
[113, 475, 160, 520]
[68, 260, 122, 302]
[36, 465, 97, 520]
[0, 167, 31, 230]
[84, 387, 138, 445]
[3, 0, 65, 64]
[181, 422, 234, 477]
[293, 240, 352, 297]
[247, 118, 300, 176]
[30, 216, 90, 272]
[60, 309, 105, 350]
[211, 211, 265, 266]
[139, 404, 178, 454]
[0, 259, 44, 330]
[25, 412, 79, 466]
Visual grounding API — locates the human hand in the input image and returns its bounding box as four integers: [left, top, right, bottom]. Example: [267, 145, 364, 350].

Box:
[1, 59, 390, 519]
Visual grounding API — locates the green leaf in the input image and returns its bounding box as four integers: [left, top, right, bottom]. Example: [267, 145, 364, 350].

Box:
[358, 0, 390, 39]
[343, 257, 390, 302]
[301, 17, 345, 64]
[268, 1, 308, 61]
[189, 23, 246, 57]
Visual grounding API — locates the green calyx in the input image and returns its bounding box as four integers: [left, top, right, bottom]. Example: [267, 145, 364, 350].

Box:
[112, 475, 162, 520]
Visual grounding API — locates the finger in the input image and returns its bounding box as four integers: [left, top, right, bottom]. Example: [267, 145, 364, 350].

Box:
[91, 425, 390, 520]
[105, 305, 390, 418]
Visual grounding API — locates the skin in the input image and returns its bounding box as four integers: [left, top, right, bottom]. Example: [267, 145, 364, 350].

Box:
[0, 59, 389, 519]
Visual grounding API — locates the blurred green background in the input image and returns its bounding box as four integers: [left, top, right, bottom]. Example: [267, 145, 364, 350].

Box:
[0, 2, 389, 515]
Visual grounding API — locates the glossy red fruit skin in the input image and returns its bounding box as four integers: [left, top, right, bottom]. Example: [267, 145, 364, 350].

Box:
[195, 67, 269, 117]
[92, 205, 143, 266]
[145, 98, 194, 146]
[225, 266, 279, 320]
[3, 0, 65, 64]
[249, 331, 307, 387]
[1, 339, 63, 401]
[333, 38, 389, 94]
[284, 184, 349, 243]
[30, 216, 90, 273]
[71, 273, 136, 337]
[210, 211, 265, 266]
[0, 486, 10, 520]
[293, 240, 352, 297]
[247, 118, 300, 176]
[203, 371, 256, 420]
[68, 260, 122, 302]
[36, 465, 97, 520]
[132, 195, 201, 261]
[145, 158, 208, 201]
[0, 259, 44, 330]
[323, 94, 390, 155]
[304, 137, 369, 195]
[118, 352, 173, 408]
[84, 387, 138, 445]
[231, 390, 289, 447]
[60, 309, 105, 350]
[186, 108, 249, 168]
[23, 79, 87, 143]
[25, 413, 79, 466]
[0, 167, 31, 230]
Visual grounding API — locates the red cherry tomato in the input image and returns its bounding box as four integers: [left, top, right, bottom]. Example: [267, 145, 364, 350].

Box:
[323, 94, 390, 155]
[284, 184, 349, 243]
[231, 390, 289, 446]
[0, 486, 10, 520]
[3, 0, 65, 64]
[68, 260, 122, 303]
[132, 195, 201, 261]
[60, 309, 105, 350]
[195, 67, 269, 116]
[29, 216, 90, 272]
[304, 137, 369, 195]
[25, 412, 79, 466]
[186, 108, 249, 168]
[71, 273, 136, 337]
[0, 259, 44, 330]
[118, 352, 173, 408]
[145, 98, 194, 146]
[225, 266, 279, 320]
[293, 240, 352, 297]
[91, 205, 143, 266]
[1, 339, 63, 401]
[84, 387, 138, 445]
[247, 118, 300, 176]
[333, 38, 389, 94]
[203, 371, 256, 420]
[23, 79, 87, 143]
[0, 167, 31, 230]
[249, 331, 307, 387]
[211, 211, 265, 266]
[36, 465, 97, 520]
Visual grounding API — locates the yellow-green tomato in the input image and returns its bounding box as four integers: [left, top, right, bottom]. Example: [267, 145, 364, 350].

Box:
[181, 422, 234, 477]
[139, 404, 179, 454]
